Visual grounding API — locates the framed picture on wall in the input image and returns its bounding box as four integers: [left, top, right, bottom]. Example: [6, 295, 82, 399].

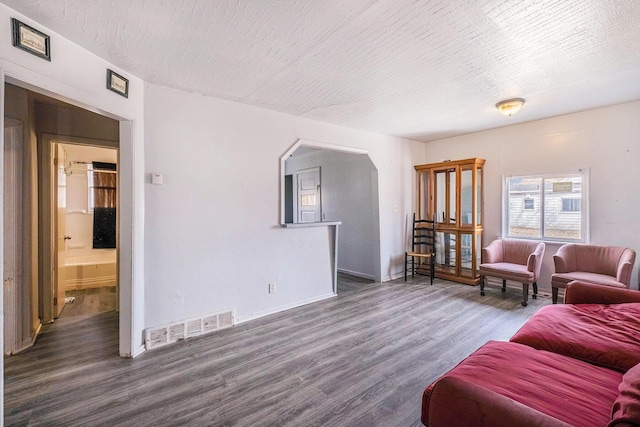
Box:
[106, 69, 129, 98]
[11, 18, 51, 61]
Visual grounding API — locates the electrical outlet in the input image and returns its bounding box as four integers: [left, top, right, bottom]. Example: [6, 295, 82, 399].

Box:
[268, 283, 276, 293]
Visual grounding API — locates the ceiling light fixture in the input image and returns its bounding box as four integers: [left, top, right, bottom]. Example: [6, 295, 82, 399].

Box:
[495, 98, 525, 117]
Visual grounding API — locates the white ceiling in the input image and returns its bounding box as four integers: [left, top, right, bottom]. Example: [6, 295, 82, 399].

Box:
[5, 0, 640, 141]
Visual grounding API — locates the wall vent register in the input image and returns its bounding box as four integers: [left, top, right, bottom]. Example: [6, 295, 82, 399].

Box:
[144, 309, 234, 351]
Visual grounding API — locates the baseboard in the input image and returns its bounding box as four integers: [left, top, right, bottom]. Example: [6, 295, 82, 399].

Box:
[385, 271, 405, 282]
[129, 344, 146, 358]
[10, 320, 42, 355]
[235, 292, 336, 324]
[337, 268, 375, 280]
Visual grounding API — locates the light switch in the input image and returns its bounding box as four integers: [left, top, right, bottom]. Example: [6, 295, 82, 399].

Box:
[152, 173, 163, 185]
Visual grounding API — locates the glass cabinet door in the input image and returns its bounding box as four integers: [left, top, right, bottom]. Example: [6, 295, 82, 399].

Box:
[435, 168, 456, 224]
[449, 171, 456, 224]
[417, 170, 431, 220]
[435, 230, 457, 275]
[459, 231, 481, 278]
[476, 166, 483, 226]
[461, 167, 473, 226]
[459, 232, 473, 277]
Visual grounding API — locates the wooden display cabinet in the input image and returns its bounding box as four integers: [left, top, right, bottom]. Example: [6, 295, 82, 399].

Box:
[415, 158, 485, 285]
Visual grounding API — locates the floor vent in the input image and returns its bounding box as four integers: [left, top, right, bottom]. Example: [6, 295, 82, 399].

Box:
[144, 309, 234, 351]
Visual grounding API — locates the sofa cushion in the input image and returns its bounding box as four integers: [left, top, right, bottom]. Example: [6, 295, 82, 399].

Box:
[510, 303, 640, 372]
[479, 262, 534, 283]
[609, 363, 640, 426]
[422, 340, 622, 427]
[552, 271, 626, 288]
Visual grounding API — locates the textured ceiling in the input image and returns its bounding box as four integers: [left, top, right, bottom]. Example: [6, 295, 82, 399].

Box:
[4, 0, 640, 141]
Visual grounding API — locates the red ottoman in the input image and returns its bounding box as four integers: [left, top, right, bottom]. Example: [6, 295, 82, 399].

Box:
[510, 303, 640, 372]
[422, 340, 622, 427]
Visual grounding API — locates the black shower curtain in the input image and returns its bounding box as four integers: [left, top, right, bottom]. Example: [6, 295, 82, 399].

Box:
[92, 162, 117, 249]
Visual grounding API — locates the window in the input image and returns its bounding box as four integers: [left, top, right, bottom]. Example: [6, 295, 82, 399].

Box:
[523, 198, 534, 210]
[504, 171, 588, 242]
[561, 198, 581, 212]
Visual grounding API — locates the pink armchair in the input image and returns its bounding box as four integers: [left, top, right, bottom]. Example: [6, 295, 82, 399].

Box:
[479, 239, 545, 306]
[551, 244, 636, 303]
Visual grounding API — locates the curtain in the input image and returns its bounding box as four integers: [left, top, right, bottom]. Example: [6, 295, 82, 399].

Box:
[92, 162, 117, 249]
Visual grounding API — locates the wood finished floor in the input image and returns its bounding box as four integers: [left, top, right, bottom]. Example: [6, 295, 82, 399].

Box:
[60, 286, 117, 318]
[5, 274, 551, 426]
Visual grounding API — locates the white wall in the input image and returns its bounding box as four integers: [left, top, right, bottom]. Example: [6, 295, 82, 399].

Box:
[144, 84, 424, 327]
[285, 149, 379, 279]
[424, 101, 640, 291]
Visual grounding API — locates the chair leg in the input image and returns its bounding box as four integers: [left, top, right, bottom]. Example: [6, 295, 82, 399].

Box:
[430, 256, 435, 286]
[411, 256, 415, 279]
[501, 279, 507, 293]
[404, 253, 408, 282]
[480, 276, 485, 296]
[552, 287, 558, 304]
[532, 282, 538, 299]
[521, 283, 529, 306]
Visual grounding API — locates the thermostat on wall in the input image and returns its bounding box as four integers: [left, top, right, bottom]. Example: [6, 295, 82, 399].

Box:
[152, 173, 163, 185]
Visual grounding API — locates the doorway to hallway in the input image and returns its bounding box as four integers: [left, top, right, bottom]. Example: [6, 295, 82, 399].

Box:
[3, 83, 120, 355]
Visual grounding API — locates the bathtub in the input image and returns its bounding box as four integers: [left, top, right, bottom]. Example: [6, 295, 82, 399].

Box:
[64, 252, 117, 291]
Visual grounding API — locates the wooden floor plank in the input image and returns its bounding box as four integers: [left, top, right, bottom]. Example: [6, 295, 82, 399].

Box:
[60, 286, 117, 318]
[4, 274, 549, 426]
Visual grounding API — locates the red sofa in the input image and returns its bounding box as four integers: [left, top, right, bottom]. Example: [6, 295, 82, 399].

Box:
[421, 281, 640, 427]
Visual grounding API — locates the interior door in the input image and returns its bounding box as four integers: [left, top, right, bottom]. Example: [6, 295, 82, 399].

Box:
[53, 144, 67, 318]
[296, 167, 321, 223]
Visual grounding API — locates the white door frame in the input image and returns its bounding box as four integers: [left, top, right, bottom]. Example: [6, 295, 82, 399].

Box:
[0, 67, 143, 363]
[3, 118, 21, 355]
[39, 136, 120, 324]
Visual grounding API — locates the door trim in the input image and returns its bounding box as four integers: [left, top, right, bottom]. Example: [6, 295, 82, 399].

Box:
[40, 135, 120, 324]
[3, 118, 20, 354]
[1, 66, 143, 359]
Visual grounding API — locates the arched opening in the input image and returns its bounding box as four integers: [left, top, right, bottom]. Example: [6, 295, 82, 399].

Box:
[280, 139, 381, 282]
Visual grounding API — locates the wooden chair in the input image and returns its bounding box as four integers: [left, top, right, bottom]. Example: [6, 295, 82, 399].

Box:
[405, 213, 436, 284]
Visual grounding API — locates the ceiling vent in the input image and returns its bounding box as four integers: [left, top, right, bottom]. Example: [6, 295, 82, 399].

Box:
[144, 309, 234, 351]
